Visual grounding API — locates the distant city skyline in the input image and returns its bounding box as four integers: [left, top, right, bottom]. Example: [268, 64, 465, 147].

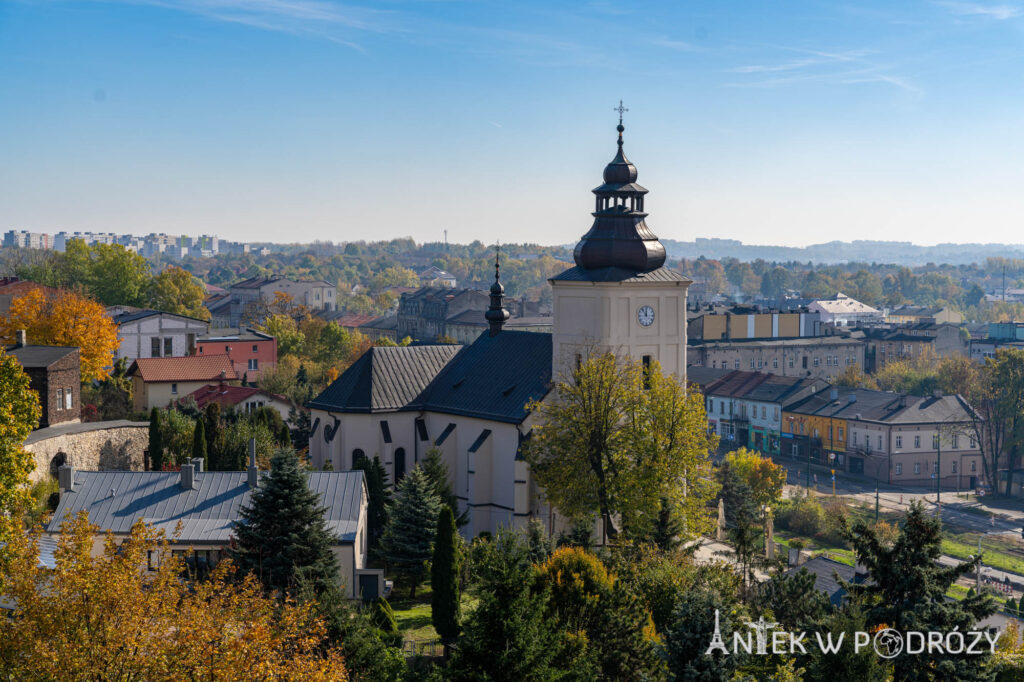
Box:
[3, 1, 1024, 248]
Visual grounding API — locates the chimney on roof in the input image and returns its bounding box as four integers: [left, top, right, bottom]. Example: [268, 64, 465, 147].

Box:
[191, 457, 204, 473]
[14, 329, 26, 348]
[247, 438, 259, 489]
[219, 370, 227, 387]
[180, 462, 195, 490]
[933, 389, 943, 399]
[58, 464, 75, 495]
[898, 394, 908, 409]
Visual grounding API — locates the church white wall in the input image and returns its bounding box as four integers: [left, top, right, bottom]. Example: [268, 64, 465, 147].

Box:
[309, 409, 421, 482]
[551, 279, 689, 384]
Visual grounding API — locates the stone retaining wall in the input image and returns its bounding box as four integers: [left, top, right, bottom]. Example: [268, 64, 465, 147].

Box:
[25, 424, 149, 483]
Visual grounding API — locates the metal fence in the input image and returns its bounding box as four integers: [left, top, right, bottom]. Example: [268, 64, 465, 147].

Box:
[403, 638, 443, 658]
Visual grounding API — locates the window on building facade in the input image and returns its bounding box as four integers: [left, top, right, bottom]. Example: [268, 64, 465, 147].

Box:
[789, 358, 794, 368]
[813, 358, 820, 367]
[761, 406, 767, 419]
[813, 428, 819, 438]
[933, 434, 940, 449]
[734, 360, 740, 369]
[56, 388, 63, 411]
[878, 436, 883, 450]
[774, 407, 779, 420]
[952, 434, 959, 449]
[65, 389, 72, 409]
[914, 462, 921, 475]
[838, 427, 844, 440]
[914, 435, 921, 448]
[952, 461, 958, 474]
[970, 436, 977, 448]
[164, 338, 173, 357]
[971, 460, 977, 472]
[896, 463, 903, 475]
[171, 383, 178, 395]
[252, 344, 259, 353]
[773, 358, 778, 368]
[750, 359, 755, 369]
[792, 443, 799, 456]
[248, 359, 259, 371]
[896, 435, 903, 448]
[151, 337, 161, 357]
[852, 432, 858, 446]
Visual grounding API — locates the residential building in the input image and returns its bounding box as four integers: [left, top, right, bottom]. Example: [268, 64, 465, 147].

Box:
[862, 322, 968, 373]
[0, 277, 62, 317]
[2, 230, 52, 250]
[396, 287, 490, 341]
[419, 266, 457, 288]
[358, 315, 400, 342]
[195, 327, 277, 381]
[127, 355, 238, 412]
[111, 310, 210, 363]
[783, 388, 981, 489]
[49, 464, 380, 598]
[808, 292, 883, 326]
[687, 306, 822, 341]
[703, 371, 827, 454]
[444, 310, 553, 344]
[969, 322, 1024, 362]
[228, 276, 336, 321]
[687, 335, 866, 381]
[184, 384, 293, 423]
[309, 121, 689, 540]
[887, 305, 963, 325]
[5, 331, 80, 428]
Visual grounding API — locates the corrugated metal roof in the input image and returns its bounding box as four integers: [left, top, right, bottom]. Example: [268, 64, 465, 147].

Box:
[550, 265, 690, 284]
[47, 470, 365, 543]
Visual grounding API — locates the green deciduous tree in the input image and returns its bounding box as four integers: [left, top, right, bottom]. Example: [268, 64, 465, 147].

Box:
[378, 465, 441, 598]
[148, 408, 164, 471]
[845, 501, 996, 680]
[0, 349, 42, 543]
[525, 353, 718, 543]
[148, 265, 210, 320]
[431, 506, 461, 651]
[724, 447, 787, 508]
[232, 448, 339, 595]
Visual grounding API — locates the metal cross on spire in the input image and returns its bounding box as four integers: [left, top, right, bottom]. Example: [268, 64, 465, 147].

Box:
[614, 99, 628, 125]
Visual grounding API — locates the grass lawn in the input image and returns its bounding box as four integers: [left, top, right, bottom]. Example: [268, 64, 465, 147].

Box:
[389, 584, 480, 643]
[941, 535, 1024, 576]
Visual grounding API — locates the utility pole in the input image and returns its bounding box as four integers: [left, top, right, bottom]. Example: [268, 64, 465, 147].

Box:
[936, 433, 942, 518]
[875, 481, 880, 523]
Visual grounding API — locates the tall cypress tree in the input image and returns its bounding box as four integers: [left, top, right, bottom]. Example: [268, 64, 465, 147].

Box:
[431, 506, 461, 651]
[191, 419, 207, 470]
[379, 465, 441, 598]
[203, 402, 222, 469]
[277, 421, 291, 447]
[232, 448, 339, 595]
[148, 408, 164, 471]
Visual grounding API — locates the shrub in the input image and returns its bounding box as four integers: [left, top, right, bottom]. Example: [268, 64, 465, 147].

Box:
[777, 496, 826, 537]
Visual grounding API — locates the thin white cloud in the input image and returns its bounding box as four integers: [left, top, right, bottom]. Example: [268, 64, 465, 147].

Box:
[651, 37, 703, 52]
[936, 1, 1022, 20]
[726, 46, 918, 94]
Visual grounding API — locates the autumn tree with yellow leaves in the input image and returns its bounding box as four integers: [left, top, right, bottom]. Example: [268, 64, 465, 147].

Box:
[0, 287, 119, 382]
[0, 348, 41, 545]
[0, 514, 350, 681]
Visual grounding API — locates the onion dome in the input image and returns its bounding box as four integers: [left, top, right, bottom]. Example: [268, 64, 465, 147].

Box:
[571, 106, 666, 273]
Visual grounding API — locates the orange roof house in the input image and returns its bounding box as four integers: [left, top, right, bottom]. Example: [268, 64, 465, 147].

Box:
[127, 355, 238, 412]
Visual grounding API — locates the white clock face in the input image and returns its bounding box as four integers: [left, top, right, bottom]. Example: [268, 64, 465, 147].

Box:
[637, 305, 655, 327]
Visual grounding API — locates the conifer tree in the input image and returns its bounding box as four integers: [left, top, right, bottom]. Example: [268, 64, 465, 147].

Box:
[651, 496, 683, 552]
[232, 448, 339, 595]
[378, 465, 441, 598]
[203, 402, 222, 469]
[191, 419, 207, 470]
[845, 501, 996, 680]
[421, 447, 468, 527]
[353, 455, 391, 554]
[277, 421, 291, 447]
[431, 506, 461, 651]
[148, 408, 164, 471]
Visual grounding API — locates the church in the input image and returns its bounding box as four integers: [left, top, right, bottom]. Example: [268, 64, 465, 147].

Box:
[308, 116, 692, 538]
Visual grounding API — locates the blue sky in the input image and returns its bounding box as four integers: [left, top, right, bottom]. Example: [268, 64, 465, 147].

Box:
[2, 1, 1024, 247]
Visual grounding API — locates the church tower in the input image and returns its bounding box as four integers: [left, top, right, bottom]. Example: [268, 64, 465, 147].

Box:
[550, 107, 690, 382]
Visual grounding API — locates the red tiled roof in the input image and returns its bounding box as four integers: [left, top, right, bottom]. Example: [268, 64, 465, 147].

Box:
[334, 313, 378, 328]
[184, 384, 289, 410]
[128, 356, 237, 383]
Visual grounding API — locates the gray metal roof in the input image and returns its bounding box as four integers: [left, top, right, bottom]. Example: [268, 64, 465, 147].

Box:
[785, 557, 858, 607]
[5, 344, 78, 368]
[47, 470, 365, 544]
[550, 265, 690, 284]
[309, 330, 553, 424]
[307, 344, 461, 413]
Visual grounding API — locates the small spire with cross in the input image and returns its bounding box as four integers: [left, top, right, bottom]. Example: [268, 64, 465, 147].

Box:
[614, 99, 628, 125]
